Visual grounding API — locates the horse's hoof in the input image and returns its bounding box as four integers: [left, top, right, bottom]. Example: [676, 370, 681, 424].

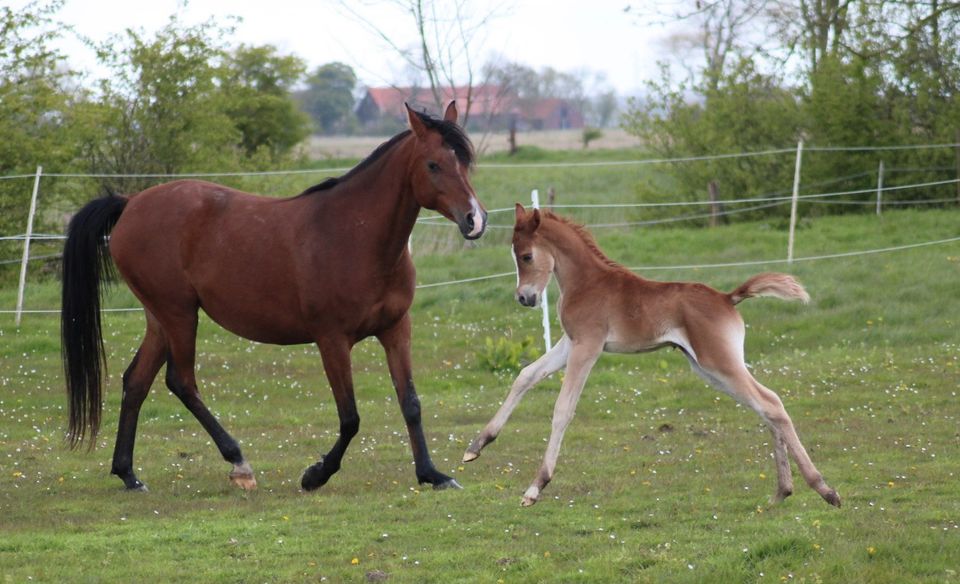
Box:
[462, 450, 479, 463]
[822, 489, 841, 508]
[126, 483, 149, 493]
[230, 474, 258, 491]
[521, 495, 538, 507]
[301, 460, 331, 492]
[433, 478, 463, 490]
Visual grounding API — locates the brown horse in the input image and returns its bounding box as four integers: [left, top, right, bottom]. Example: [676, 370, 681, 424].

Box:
[61, 102, 486, 492]
[464, 205, 840, 508]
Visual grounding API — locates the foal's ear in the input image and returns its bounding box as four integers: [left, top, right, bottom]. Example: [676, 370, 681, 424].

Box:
[531, 208, 541, 231]
[443, 100, 458, 123]
[405, 103, 428, 140]
[514, 203, 526, 222]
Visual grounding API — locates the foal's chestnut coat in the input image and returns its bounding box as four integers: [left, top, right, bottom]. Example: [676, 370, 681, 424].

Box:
[464, 205, 840, 508]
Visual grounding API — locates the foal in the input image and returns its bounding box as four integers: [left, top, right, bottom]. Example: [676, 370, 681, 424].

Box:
[464, 205, 841, 508]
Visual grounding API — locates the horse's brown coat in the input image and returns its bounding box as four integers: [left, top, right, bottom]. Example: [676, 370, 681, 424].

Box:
[62, 103, 486, 492]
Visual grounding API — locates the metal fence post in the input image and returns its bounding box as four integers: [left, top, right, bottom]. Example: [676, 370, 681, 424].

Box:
[15, 165, 42, 326]
[531, 189, 552, 353]
[787, 141, 803, 264]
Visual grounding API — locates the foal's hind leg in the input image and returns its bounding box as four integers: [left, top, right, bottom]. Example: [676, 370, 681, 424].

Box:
[464, 335, 571, 462]
[695, 358, 840, 507]
[110, 313, 167, 491]
[163, 314, 256, 490]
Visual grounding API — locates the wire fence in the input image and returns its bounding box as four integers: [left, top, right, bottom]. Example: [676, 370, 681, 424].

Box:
[3, 139, 959, 325]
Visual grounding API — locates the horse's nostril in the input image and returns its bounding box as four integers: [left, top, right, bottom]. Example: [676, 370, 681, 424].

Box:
[465, 212, 475, 230]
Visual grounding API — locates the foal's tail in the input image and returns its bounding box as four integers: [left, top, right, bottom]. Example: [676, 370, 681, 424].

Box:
[728, 272, 810, 305]
[61, 194, 128, 449]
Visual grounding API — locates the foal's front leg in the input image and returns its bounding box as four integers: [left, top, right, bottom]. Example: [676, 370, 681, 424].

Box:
[378, 315, 460, 490]
[464, 335, 571, 462]
[522, 340, 602, 507]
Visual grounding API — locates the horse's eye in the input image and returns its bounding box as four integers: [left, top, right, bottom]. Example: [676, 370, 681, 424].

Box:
[427, 161, 440, 172]
[521, 254, 533, 263]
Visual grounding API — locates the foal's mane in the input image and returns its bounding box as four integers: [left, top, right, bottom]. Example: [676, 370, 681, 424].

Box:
[541, 211, 629, 272]
[297, 110, 474, 197]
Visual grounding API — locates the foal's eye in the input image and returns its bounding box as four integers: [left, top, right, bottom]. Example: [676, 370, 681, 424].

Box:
[521, 254, 533, 263]
[427, 161, 441, 172]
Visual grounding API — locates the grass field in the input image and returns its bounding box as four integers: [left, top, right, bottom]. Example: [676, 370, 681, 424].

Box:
[1, 204, 959, 582]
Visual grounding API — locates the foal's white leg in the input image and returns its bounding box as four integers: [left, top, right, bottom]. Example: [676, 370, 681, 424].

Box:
[522, 341, 602, 507]
[463, 335, 571, 462]
[686, 358, 793, 503]
[695, 359, 840, 507]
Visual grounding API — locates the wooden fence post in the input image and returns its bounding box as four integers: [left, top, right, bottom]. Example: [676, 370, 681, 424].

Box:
[708, 180, 720, 227]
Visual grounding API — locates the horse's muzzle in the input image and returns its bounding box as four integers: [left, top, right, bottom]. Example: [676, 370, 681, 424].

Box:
[459, 209, 488, 240]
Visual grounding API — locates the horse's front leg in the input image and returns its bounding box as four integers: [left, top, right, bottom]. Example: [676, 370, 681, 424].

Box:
[301, 337, 359, 491]
[464, 335, 571, 462]
[522, 340, 602, 507]
[378, 315, 460, 490]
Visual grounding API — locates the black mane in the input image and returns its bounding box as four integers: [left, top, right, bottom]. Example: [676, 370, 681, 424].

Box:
[298, 110, 474, 197]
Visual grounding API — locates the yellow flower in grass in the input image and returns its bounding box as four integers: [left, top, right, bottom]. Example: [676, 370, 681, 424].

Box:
[351, 557, 360, 565]
[867, 546, 877, 557]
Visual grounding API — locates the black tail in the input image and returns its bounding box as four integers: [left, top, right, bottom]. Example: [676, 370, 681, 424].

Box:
[61, 195, 128, 449]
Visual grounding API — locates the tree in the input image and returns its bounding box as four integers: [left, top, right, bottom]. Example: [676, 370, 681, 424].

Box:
[222, 44, 310, 157]
[336, 0, 502, 127]
[0, 0, 80, 235]
[301, 62, 358, 134]
[81, 17, 312, 194]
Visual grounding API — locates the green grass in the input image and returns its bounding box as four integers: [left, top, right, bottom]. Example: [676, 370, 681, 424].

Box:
[2, 208, 959, 582]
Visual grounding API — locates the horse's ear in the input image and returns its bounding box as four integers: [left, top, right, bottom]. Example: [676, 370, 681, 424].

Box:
[443, 100, 458, 123]
[405, 103, 428, 140]
[531, 209, 541, 231]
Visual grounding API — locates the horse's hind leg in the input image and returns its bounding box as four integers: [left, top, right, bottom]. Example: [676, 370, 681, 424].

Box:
[301, 337, 359, 491]
[163, 314, 256, 490]
[464, 334, 571, 462]
[110, 313, 167, 491]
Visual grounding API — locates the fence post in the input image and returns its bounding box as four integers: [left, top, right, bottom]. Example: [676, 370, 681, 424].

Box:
[787, 140, 803, 264]
[15, 165, 42, 327]
[876, 160, 884, 216]
[708, 180, 720, 227]
[531, 189, 552, 353]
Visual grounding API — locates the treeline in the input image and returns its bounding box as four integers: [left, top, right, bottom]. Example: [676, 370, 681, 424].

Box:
[622, 1, 960, 214]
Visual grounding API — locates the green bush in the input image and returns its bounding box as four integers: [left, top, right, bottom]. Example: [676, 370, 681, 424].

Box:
[476, 335, 536, 373]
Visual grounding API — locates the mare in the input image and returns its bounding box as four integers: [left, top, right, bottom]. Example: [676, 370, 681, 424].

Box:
[463, 205, 840, 508]
[61, 102, 487, 492]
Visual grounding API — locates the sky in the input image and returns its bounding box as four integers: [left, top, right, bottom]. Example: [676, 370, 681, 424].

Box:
[21, 0, 671, 96]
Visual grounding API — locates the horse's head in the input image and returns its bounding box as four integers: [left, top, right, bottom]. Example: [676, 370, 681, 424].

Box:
[511, 204, 553, 308]
[404, 102, 487, 239]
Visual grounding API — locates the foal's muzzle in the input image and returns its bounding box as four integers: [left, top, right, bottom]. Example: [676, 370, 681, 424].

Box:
[459, 209, 488, 240]
[516, 290, 539, 308]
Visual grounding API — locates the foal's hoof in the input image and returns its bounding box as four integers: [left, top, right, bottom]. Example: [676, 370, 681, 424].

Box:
[126, 483, 149, 493]
[521, 486, 540, 507]
[433, 477, 463, 491]
[822, 489, 842, 508]
[462, 450, 479, 463]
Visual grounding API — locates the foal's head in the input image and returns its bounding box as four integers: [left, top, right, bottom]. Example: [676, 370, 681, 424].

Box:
[405, 102, 487, 239]
[511, 204, 553, 308]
